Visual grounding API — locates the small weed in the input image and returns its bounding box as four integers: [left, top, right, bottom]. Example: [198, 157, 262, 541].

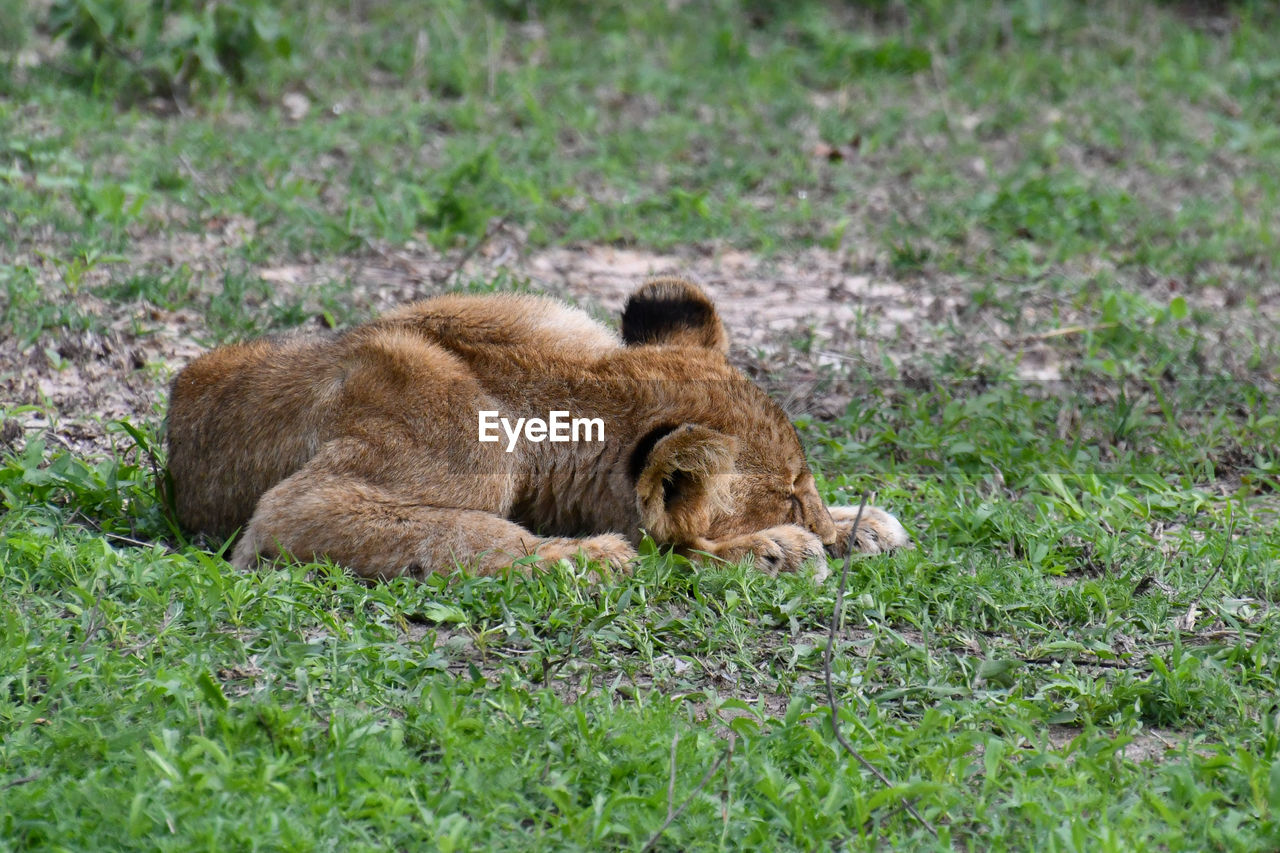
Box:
[0, 426, 170, 542]
[978, 171, 1135, 262]
[0, 263, 97, 345]
[845, 40, 934, 77]
[73, 181, 149, 229]
[203, 269, 274, 340]
[416, 150, 501, 248]
[0, 0, 31, 54]
[889, 238, 931, 273]
[41, 247, 122, 296]
[46, 0, 294, 100]
[98, 266, 198, 310]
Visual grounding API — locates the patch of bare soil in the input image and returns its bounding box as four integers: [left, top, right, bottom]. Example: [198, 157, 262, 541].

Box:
[2, 226, 1278, 459]
[1042, 724, 1201, 764]
[235, 236, 1280, 395]
[0, 317, 197, 458]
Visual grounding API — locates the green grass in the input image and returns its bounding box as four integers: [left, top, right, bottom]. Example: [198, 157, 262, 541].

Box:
[3, 0, 1280, 849]
[4, 0, 1279, 267]
[2, 387, 1279, 850]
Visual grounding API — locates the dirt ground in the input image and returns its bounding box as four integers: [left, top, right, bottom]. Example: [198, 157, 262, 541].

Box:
[5, 223, 1277, 460]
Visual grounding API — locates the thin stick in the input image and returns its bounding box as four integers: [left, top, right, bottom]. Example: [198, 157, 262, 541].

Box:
[641, 732, 735, 853]
[1177, 511, 1237, 632]
[1186, 512, 1237, 612]
[666, 733, 678, 819]
[1020, 322, 1118, 342]
[119, 600, 180, 658]
[824, 495, 937, 838]
[70, 510, 174, 554]
[433, 216, 509, 284]
[176, 154, 214, 196]
[103, 530, 169, 550]
[76, 603, 105, 655]
[1, 773, 40, 790]
[720, 732, 735, 829]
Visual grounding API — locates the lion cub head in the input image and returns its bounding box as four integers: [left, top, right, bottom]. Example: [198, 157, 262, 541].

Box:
[618, 277, 840, 552]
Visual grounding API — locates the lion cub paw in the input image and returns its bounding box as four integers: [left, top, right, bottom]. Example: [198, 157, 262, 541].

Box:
[537, 534, 637, 576]
[735, 525, 827, 580]
[826, 505, 912, 557]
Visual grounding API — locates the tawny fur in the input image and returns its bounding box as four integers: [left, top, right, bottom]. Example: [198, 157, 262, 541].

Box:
[166, 277, 910, 580]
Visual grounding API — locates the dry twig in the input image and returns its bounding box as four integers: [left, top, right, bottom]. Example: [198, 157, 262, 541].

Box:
[119, 600, 181, 658]
[824, 494, 938, 838]
[1176, 512, 1236, 632]
[666, 733, 678, 819]
[1, 773, 40, 791]
[70, 510, 174, 554]
[433, 216, 509, 285]
[641, 732, 736, 853]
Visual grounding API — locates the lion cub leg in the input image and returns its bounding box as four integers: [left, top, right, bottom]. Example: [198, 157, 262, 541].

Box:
[231, 473, 635, 580]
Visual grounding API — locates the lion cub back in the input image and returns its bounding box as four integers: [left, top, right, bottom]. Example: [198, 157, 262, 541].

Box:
[166, 292, 619, 539]
[373, 292, 620, 357]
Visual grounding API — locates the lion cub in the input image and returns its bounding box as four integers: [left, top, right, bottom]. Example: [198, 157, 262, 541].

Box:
[166, 277, 909, 580]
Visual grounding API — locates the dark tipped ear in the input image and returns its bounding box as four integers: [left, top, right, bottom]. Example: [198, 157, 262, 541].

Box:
[634, 423, 735, 543]
[620, 277, 728, 353]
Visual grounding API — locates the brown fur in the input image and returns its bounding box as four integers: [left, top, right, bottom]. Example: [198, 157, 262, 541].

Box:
[166, 277, 910, 581]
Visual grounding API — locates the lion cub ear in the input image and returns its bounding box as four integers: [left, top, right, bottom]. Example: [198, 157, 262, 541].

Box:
[620, 277, 729, 353]
[633, 424, 736, 543]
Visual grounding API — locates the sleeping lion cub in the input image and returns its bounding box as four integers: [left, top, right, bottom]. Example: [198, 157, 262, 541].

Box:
[166, 277, 909, 580]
